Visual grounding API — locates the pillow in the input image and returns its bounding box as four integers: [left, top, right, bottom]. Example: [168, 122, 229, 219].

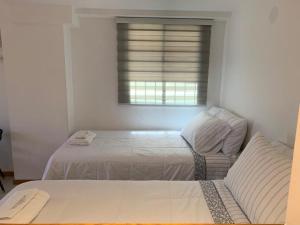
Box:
[271, 141, 294, 159]
[181, 112, 232, 154]
[215, 109, 247, 155]
[224, 133, 292, 224]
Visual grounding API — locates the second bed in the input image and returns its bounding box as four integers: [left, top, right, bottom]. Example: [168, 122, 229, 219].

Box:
[42, 130, 235, 180]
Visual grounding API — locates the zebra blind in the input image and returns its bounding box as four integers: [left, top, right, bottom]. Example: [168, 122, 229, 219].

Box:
[117, 17, 212, 105]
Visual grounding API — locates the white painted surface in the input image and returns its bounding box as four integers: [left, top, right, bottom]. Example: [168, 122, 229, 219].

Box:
[70, 16, 225, 131]
[63, 24, 75, 134]
[0, 2, 72, 179]
[220, 0, 300, 146]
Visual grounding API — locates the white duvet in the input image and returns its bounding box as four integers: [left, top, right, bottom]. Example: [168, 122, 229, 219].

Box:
[43, 131, 195, 180]
[2, 180, 214, 224]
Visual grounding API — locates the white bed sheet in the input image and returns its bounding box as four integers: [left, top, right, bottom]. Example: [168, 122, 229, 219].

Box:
[2, 180, 214, 224]
[43, 131, 196, 180]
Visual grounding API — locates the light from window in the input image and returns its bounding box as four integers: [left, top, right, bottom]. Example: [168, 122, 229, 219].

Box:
[129, 81, 198, 105]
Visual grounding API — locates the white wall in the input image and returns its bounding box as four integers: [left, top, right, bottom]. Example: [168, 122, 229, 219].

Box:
[220, 0, 300, 146]
[0, 58, 13, 171]
[0, 1, 73, 179]
[70, 16, 226, 131]
[64, 24, 76, 134]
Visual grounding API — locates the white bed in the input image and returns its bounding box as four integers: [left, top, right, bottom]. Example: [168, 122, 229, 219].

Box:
[42, 131, 235, 180]
[1, 133, 290, 225]
[0, 180, 249, 224]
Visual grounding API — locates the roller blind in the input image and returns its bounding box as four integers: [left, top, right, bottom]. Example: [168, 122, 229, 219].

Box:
[117, 17, 212, 105]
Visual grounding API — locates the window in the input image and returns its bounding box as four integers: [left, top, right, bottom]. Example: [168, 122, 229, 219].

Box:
[117, 17, 212, 106]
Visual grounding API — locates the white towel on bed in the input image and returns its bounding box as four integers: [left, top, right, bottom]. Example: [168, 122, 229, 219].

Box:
[0, 189, 50, 224]
[68, 130, 96, 146]
[73, 130, 95, 139]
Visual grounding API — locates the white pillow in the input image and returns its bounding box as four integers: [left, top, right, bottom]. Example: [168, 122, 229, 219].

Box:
[215, 109, 247, 155]
[181, 112, 232, 154]
[224, 133, 292, 224]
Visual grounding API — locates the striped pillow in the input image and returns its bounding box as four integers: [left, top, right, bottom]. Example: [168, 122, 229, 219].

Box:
[224, 133, 292, 224]
[271, 141, 294, 159]
[216, 109, 247, 155]
[181, 112, 232, 154]
[214, 180, 250, 224]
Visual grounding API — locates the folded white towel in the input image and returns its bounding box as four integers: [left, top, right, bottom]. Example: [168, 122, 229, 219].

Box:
[0, 189, 39, 219]
[68, 130, 96, 146]
[68, 138, 93, 146]
[0, 189, 50, 224]
[73, 130, 95, 139]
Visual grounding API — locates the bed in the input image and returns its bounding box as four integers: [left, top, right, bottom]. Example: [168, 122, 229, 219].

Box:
[42, 130, 236, 180]
[43, 107, 248, 181]
[0, 180, 249, 224]
[0, 133, 291, 224]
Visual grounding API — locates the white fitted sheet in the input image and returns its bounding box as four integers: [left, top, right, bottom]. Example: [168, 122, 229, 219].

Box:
[42, 131, 234, 180]
[2, 180, 214, 224]
[43, 131, 195, 180]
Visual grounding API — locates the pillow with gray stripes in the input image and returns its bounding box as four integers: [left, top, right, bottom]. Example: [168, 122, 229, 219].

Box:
[181, 111, 232, 154]
[224, 133, 292, 224]
[210, 108, 248, 156]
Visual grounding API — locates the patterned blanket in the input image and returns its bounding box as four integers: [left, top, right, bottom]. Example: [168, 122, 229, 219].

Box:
[191, 149, 235, 180]
[190, 150, 207, 180]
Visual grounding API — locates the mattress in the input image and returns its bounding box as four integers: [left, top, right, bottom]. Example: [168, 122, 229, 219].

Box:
[43, 131, 234, 180]
[0, 180, 249, 224]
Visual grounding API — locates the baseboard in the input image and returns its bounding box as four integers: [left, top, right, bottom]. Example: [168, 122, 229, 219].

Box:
[2, 171, 14, 177]
[13, 179, 33, 185]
